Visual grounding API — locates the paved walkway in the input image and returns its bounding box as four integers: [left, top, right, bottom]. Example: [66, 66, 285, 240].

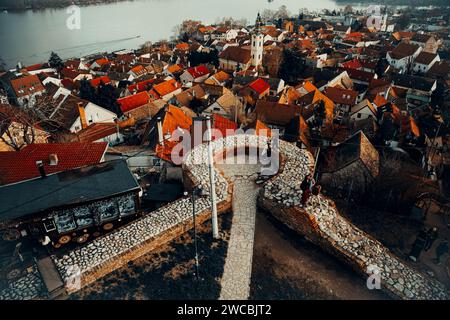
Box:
[218, 159, 260, 300]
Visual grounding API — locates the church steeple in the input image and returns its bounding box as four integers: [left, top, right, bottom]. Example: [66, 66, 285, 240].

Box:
[251, 12, 264, 68]
[255, 12, 263, 33]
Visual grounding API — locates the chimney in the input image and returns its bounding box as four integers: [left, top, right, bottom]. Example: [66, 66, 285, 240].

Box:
[49, 154, 59, 166]
[157, 117, 164, 146]
[78, 102, 88, 130]
[36, 161, 46, 178]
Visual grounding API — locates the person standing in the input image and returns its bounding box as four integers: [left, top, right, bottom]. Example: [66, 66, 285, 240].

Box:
[425, 227, 438, 251]
[300, 174, 315, 207]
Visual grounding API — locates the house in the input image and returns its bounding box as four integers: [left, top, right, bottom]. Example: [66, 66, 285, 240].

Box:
[48, 95, 117, 133]
[175, 85, 206, 108]
[127, 65, 149, 81]
[179, 65, 210, 85]
[73, 122, 125, 146]
[413, 52, 440, 74]
[204, 71, 232, 86]
[333, 25, 351, 36]
[350, 99, 377, 123]
[319, 131, 379, 193]
[324, 86, 358, 110]
[0, 160, 141, 244]
[211, 28, 238, 41]
[410, 34, 439, 54]
[141, 105, 192, 162]
[149, 79, 183, 101]
[0, 142, 108, 185]
[0, 104, 50, 152]
[248, 78, 270, 99]
[90, 58, 110, 70]
[386, 42, 422, 72]
[202, 88, 244, 122]
[118, 91, 152, 118]
[254, 100, 309, 146]
[218, 46, 252, 71]
[90, 76, 112, 88]
[10, 75, 46, 106]
[391, 74, 437, 112]
[427, 61, 450, 80]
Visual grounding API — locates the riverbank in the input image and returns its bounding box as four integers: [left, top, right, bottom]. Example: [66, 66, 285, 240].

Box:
[0, 0, 130, 11]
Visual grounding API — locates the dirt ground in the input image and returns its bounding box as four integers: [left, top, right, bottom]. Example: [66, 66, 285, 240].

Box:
[336, 200, 450, 290]
[70, 212, 233, 300]
[250, 211, 389, 300]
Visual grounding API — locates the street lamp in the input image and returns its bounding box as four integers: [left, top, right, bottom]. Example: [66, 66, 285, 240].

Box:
[205, 116, 220, 239]
[184, 186, 205, 281]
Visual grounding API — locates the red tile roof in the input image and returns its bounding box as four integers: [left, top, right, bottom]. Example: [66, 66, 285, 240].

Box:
[153, 79, 181, 97]
[187, 65, 210, 79]
[0, 142, 108, 185]
[118, 91, 151, 113]
[127, 79, 155, 93]
[10, 75, 45, 98]
[324, 86, 358, 106]
[249, 78, 270, 96]
[90, 76, 111, 87]
[341, 59, 362, 70]
[212, 114, 237, 140]
[75, 123, 119, 143]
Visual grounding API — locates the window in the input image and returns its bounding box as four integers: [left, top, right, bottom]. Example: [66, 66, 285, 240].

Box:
[357, 113, 362, 119]
[43, 219, 56, 232]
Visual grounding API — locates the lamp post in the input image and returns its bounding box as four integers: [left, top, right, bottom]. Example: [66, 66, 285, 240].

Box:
[184, 186, 204, 281]
[205, 116, 220, 239]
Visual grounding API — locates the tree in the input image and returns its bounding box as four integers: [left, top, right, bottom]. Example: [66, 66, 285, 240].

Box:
[173, 20, 202, 39]
[278, 49, 306, 85]
[139, 41, 153, 54]
[79, 78, 96, 102]
[97, 82, 122, 116]
[0, 97, 61, 151]
[48, 51, 64, 70]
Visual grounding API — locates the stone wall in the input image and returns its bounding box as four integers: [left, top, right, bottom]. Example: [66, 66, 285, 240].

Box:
[1, 134, 448, 300]
[259, 139, 449, 300]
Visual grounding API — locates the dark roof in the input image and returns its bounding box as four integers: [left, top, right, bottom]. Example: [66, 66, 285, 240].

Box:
[0, 160, 140, 223]
[218, 46, 251, 64]
[389, 42, 420, 59]
[427, 60, 450, 79]
[322, 131, 379, 177]
[411, 33, 433, 43]
[143, 183, 183, 202]
[391, 74, 436, 92]
[255, 100, 302, 126]
[414, 52, 438, 65]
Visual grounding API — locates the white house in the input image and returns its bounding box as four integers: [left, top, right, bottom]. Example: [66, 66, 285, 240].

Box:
[180, 65, 211, 85]
[386, 42, 422, 73]
[49, 94, 117, 133]
[350, 99, 377, 123]
[413, 52, 440, 74]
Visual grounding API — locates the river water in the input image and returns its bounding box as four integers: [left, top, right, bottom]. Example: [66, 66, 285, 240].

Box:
[0, 0, 357, 68]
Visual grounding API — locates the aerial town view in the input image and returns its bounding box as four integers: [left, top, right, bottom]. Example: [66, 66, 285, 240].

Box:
[0, 0, 449, 309]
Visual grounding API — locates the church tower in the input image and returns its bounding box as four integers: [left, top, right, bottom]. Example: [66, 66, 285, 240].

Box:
[251, 13, 264, 68]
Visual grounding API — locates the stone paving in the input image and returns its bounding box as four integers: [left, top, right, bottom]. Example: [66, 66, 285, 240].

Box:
[0, 266, 44, 300]
[218, 159, 261, 300]
[1, 134, 448, 300]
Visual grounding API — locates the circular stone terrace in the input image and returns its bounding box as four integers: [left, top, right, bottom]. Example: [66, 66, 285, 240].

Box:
[0, 134, 448, 300]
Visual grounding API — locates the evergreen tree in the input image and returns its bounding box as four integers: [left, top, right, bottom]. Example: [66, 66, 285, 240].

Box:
[79, 78, 96, 102]
[48, 51, 64, 70]
[278, 49, 306, 85]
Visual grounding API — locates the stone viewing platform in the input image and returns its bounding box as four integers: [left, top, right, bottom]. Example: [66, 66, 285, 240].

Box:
[1, 134, 448, 300]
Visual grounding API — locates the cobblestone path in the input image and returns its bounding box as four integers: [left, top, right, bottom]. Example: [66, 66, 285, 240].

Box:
[218, 158, 261, 300]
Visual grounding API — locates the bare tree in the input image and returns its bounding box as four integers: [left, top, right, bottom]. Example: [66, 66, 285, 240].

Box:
[0, 96, 64, 151]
